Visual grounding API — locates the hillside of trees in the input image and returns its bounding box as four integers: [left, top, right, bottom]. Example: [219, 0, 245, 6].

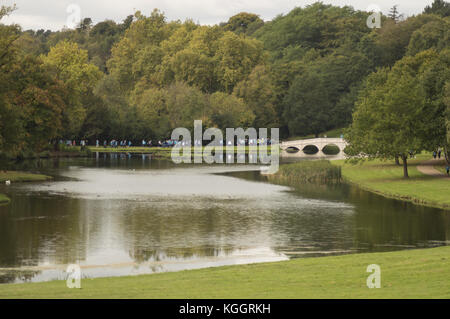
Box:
[0, 1, 449, 161]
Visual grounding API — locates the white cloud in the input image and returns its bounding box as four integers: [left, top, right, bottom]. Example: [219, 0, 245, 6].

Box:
[0, 0, 435, 31]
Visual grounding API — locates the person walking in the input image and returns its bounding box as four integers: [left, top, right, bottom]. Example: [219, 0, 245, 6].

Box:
[438, 149, 441, 159]
[433, 151, 437, 159]
[446, 165, 450, 176]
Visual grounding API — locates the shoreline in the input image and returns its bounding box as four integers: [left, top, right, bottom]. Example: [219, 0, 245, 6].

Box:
[331, 156, 450, 211]
[0, 156, 449, 297]
[0, 171, 53, 205]
[0, 245, 448, 298]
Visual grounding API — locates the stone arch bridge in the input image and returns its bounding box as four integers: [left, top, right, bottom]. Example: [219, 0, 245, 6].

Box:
[280, 138, 348, 158]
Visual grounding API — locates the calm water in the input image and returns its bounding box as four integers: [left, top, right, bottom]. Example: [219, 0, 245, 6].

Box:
[0, 154, 449, 283]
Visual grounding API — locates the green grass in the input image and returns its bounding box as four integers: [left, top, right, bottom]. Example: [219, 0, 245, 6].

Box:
[333, 154, 450, 210]
[0, 246, 449, 299]
[0, 171, 52, 183]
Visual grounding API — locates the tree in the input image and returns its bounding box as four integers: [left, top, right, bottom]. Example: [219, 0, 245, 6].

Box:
[233, 65, 279, 128]
[445, 83, 450, 163]
[223, 12, 264, 35]
[406, 17, 450, 56]
[12, 56, 66, 151]
[77, 18, 93, 32]
[424, 0, 450, 17]
[41, 41, 103, 138]
[282, 51, 371, 137]
[207, 92, 255, 130]
[388, 5, 404, 23]
[165, 82, 208, 130]
[346, 50, 449, 178]
[373, 14, 440, 67]
[215, 32, 265, 93]
[130, 86, 171, 140]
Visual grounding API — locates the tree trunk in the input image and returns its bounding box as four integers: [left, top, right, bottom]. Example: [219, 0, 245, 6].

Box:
[445, 145, 450, 165]
[395, 155, 400, 166]
[401, 154, 409, 178]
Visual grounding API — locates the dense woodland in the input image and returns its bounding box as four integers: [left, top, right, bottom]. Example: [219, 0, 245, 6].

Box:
[0, 1, 449, 163]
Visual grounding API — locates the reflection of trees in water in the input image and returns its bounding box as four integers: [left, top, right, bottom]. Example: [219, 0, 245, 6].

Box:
[128, 246, 236, 264]
[0, 270, 41, 284]
[267, 178, 450, 252]
[348, 187, 450, 251]
[0, 196, 89, 270]
[120, 205, 261, 263]
[1, 157, 449, 283]
[0, 155, 177, 174]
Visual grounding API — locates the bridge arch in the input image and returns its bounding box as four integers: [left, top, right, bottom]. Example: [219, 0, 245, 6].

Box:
[285, 146, 300, 153]
[303, 145, 319, 155]
[322, 144, 341, 155]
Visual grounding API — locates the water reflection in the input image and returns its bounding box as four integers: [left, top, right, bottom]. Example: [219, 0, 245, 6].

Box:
[0, 154, 448, 283]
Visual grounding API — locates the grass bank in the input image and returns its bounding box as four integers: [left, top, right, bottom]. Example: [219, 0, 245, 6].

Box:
[0, 245, 449, 299]
[333, 155, 450, 210]
[0, 145, 91, 160]
[0, 171, 52, 205]
[0, 171, 52, 183]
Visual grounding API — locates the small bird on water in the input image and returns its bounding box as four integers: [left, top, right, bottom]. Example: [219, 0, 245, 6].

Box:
[5, 180, 11, 185]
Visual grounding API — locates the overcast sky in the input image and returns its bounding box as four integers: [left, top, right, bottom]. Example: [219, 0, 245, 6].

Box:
[1, 0, 436, 31]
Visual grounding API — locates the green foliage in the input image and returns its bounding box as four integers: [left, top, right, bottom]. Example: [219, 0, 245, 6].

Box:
[373, 14, 443, 67]
[282, 51, 370, 136]
[346, 49, 450, 177]
[424, 0, 450, 17]
[1, 1, 449, 157]
[207, 92, 254, 129]
[222, 12, 264, 35]
[41, 41, 103, 138]
[233, 65, 279, 127]
[407, 17, 450, 56]
[254, 2, 370, 60]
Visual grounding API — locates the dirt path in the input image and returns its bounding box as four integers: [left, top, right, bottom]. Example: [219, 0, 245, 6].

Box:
[417, 159, 449, 179]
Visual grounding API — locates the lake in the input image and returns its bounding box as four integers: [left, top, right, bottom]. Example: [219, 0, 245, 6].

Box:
[0, 153, 448, 283]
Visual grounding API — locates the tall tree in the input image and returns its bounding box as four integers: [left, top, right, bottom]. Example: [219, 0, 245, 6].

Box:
[388, 5, 404, 23]
[41, 41, 102, 138]
[223, 12, 264, 35]
[346, 49, 449, 178]
[424, 0, 450, 17]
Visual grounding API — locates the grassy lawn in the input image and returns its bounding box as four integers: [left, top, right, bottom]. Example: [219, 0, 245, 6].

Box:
[333, 154, 450, 210]
[0, 246, 448, 299]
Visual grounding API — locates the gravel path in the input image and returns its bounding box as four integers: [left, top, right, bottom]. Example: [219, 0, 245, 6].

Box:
[417, 159, 449, 179]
